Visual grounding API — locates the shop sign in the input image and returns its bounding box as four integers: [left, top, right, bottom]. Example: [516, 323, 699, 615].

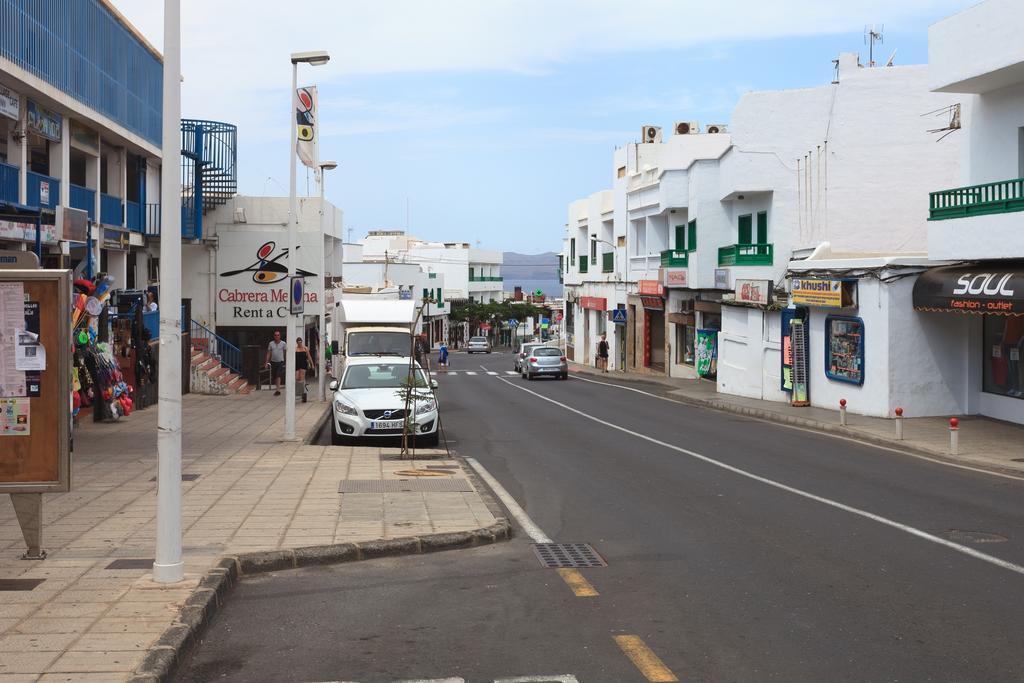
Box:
[61, 207, 88, 243]
[216, 230, 322, 325]
[638, 279, 664, 296]
[27, 100, 62, 142]
[102, 227, 129, 251]
[69, 121, 100, 156]
[0, 84, 20, 122]
[640, 296, 664, 310]
[38, 181, 50, 206]
[0, 219, 57, 244]
[912, 266, 1024, 315]
[663, 269, 688, 288]
[791, 278, 855, 308]
[580, 296, 607, 311]
[714, 268, 730, 289]
[735, 279, 771, 305]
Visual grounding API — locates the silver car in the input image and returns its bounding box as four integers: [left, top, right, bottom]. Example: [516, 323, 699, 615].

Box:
[467, 336, 491, 354]
[522, 346, 568, 380]
[514, 342, 547, 372]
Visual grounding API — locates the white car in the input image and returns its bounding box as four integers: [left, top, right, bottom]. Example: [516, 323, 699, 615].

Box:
[328, 357, 440, 447]
[467, 336, 491, 353]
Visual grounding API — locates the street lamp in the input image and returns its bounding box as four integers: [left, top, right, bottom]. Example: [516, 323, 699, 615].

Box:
[285, 50, 330, 441]
[318, 160, 338, 402]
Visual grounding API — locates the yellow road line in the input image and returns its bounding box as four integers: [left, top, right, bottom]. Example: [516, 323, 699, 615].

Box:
[613, 635, 679, 682]
[556, 568, 599, 597]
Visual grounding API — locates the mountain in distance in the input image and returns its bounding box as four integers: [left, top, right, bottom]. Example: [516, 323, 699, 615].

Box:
[501, 252, 560, 281]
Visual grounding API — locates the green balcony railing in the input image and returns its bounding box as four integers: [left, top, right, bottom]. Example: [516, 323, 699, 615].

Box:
[578, 255, 588, 274]
[660, 249, 690, 267]
[929, 178, 1024, 220]
[469, 275, 504, 282]
[718, 243, 773, 266]
[602, 252, 614, 273]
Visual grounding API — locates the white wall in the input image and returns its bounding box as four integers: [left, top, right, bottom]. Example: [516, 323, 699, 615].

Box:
[929, 0, 1024, 94]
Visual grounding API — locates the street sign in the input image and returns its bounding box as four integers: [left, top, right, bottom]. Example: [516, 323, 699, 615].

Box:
[290, 276, 305, 315]
[610, 308, 628, 325]
[508, 318, 519, 328]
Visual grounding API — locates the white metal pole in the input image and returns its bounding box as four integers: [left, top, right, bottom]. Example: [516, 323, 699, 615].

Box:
[318, 175, 326, 401]
[153, 0, 184, 584]
[284, 62, 298, 440]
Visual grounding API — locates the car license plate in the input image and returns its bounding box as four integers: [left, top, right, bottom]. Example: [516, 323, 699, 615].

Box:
[371, 419, 404, 430]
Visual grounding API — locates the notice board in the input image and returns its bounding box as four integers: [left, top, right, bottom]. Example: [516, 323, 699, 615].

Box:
[0, 270, 71, 492]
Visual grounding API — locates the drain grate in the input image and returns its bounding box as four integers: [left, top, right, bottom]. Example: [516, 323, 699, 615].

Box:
[0, 578, 45, 591]
[942, 530, 1008, 544]
[105, 559, 154, 570]
[149, 473, 199, 482]
[532, 543, 607, 568]
[338, 479, 474, 493]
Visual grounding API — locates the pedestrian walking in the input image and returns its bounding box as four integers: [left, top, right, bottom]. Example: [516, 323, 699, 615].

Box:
[265, 330, 287, 395]
[295, 337, 314, 393]
[438, 341, 449, 367]
[597, 333, 610, 373]
[144, 290, 158, 313]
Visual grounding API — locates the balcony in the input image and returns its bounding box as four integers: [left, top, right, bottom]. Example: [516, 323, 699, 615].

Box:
[578, 255, 588, 274]
[69, 184, 96, 221]
[660, 249, 691, 267]
[145, 203, 161, 236]
[100, 194, 122, 226]
[718, 243, 773, 266]
[469, 275, 503, 282]
[929, 179, 1024, 220]
[602, 252, 614, 273]
[126, 200, 143, 232]
[26, 172, 59, 209]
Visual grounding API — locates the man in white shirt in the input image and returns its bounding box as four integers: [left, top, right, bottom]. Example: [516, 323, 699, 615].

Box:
[265, 330, 287, 396]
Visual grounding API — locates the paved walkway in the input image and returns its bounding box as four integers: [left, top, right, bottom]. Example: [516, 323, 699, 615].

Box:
[571, 363, 1024, 476]
[0, 391, 497, 681]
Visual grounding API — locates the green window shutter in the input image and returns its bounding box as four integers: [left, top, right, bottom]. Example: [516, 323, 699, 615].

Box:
[687, 219, 697, 250]
[436, 288, 443, 307]
[756, 211, 768, 244]
[469, 267, 474, 279]
[570, 238, 576, 261]
[674, 225, 685, 250]
[422, 288, 429, 301]
[738, 214, 752, 245]
[590, 238, 597, 264]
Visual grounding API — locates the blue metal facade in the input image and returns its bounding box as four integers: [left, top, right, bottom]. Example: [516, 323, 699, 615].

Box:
[0, 0, 162, 146]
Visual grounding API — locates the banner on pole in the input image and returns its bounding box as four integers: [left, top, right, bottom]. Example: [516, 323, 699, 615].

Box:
[296, 86, 319, 172]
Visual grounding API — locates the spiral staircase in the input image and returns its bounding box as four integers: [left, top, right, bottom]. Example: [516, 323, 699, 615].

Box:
[180, 119, 237, 240]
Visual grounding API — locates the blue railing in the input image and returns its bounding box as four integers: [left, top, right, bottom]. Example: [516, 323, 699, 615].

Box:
[125, 200, 142, 232]
[100, 193, 122, 226]
[69, 183, 96, 221]
[190, 320, 241, 375]
[26, 171, 59, 208]
[0, 161, 18, 203]
[0, 0, 162, 145]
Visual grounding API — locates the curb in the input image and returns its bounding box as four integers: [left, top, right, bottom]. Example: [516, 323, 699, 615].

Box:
[569, 365, 1024, 479]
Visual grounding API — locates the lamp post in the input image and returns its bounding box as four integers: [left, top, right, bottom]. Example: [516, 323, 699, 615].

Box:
[318, 160, 338, 402]
[285, 50, 329, 441]
[154, 0, 184, 584]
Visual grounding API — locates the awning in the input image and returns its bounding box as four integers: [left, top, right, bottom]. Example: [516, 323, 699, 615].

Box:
[913, 264, 1024, 315]
[640, 296, 664, 310]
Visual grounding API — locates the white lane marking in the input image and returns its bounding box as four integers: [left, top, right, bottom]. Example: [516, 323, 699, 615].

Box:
[505, 371, 518, 376]
[487, 371, 499, 376]
[497, 377, 1024, 578]
[395, 679, 464, 683]
[464, 371, 477, 376]
[570, 373, 1024, 483]
[465, 457, 553, 543]
[495, 677, 579, 682]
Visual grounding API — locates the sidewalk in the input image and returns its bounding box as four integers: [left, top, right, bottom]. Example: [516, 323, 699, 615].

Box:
[0, 392, 504, 682]
[571, 363, 1024, 476]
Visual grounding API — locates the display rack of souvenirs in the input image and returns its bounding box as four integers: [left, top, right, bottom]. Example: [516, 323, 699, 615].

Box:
[71, 274, 135, 422]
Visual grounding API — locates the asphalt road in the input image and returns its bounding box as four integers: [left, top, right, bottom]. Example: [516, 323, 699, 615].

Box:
[177, 349, 1024, 682]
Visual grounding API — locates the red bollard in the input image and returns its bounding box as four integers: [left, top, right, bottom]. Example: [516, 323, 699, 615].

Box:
[949, 417, 959, 455]
[895, 407, 904, 440]
[839, 398, 847, 426]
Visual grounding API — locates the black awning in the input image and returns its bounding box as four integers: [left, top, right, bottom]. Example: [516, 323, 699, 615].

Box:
[913, 264, 1024, 315]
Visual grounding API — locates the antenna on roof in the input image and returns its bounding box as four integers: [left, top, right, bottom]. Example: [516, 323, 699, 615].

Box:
[865, 24, 883, 67]
[885, 48, 897, 67]
[922, 103, 962, 142]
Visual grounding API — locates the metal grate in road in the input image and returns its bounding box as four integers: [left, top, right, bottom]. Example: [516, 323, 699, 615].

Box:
[105, 559, 154, 570]
[0, 578, 45, 591]
[338, 479, 474, 493]
[532, 543, 606, 568]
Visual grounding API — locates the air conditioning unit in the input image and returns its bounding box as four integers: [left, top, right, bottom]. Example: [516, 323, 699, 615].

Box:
[674, 121, 700, 135]
[706, 123, 728, 134]
[641, 125, 663, 144]
[679, 298, 695, 314]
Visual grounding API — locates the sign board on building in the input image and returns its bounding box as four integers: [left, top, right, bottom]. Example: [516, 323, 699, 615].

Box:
[0, 84, 20, 122]
[609, 308, 628, 325]
[60, 207, 88, 243]
[735, 279, 772, 306]
[640, 296, 664, 310]
[663, 269, 688, 288]
[912, 266, 1024, 315]
[790, 278, 856, 308]
[638, 279, 664, 296]
[714, 268, 730, 289]
[38, 182, 50, 206]
[101, 228, 129, 251]
[69, 121, 100, 156]
[0, 219, 57, 244]
[216, 231, 322, 325]
[26, 100, 62, 142]
[580, 296, 607, 311]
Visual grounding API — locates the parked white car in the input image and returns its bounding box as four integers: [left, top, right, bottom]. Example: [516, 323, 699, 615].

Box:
[328, 357, 439, 447]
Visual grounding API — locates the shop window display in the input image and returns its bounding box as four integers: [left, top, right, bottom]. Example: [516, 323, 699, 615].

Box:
[825, 316, 864, 385]
[983, 315, 1024, 399]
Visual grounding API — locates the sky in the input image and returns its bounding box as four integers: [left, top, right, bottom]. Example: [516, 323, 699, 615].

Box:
[116, 0, 973, 253]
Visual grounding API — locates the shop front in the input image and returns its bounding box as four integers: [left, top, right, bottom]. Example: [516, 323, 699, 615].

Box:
[627, 280, 666, 374]
[913, 263, 1024, 425]
[579, 295, 606, 366]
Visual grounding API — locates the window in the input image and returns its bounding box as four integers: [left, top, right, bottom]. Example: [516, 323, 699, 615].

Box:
[674, 224, 685, 250]
[570, 238, 576, 262]
[738, 214, 752, 245]
[756, 211, 768, 244]
[688, 219, 697, 250]
[617, 166, 626, 178]
[617, 235, 626, 248]
[676, 323, 695, 365]
[983, 315, 1024, 399]
[825, 316, 864, 385]
[590, 238, 597, 265]
[422, 288, 429, 301]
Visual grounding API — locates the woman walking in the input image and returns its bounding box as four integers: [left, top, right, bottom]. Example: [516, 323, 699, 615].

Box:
[295, 337, 314, 394]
